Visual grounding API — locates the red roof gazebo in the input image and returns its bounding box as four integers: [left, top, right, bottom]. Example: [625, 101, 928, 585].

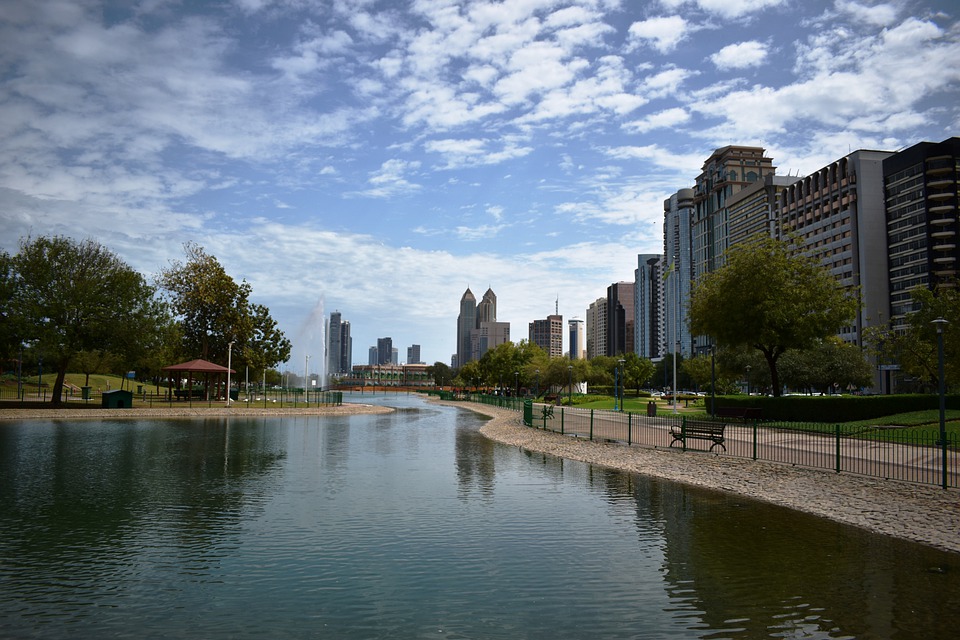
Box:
[162, 359, 236, 402]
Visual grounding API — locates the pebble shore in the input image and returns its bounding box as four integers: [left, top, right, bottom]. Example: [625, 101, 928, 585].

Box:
[3, 401, 957, 554]
[457, 402, 960, 555]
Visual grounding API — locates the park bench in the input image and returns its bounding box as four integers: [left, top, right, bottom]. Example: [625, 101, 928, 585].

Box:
[670, 420, 726, 452]
[714, 406, 762, 421]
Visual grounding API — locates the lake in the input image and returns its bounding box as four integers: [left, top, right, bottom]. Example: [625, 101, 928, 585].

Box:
[1, 393, 957, 639]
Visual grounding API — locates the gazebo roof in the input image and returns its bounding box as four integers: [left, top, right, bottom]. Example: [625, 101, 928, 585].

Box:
[162, 358, 235, 374]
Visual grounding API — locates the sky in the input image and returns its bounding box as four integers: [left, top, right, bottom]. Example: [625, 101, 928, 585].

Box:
[1, 0, 959, 373]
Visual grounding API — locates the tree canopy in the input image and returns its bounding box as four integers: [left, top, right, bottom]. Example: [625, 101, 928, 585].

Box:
[8, 236, 167, 404]
[689, 236, 858, 397]
[157, 243, 291, 376]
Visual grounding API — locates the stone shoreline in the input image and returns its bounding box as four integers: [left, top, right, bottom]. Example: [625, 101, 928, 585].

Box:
[454, 402, 960, 555]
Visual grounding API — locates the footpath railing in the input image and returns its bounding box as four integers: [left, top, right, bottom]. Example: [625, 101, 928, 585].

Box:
[461, 394, 958, 490]
[0, 387, 344, 408]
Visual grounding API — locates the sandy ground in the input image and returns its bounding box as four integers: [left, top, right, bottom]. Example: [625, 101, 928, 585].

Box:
[453, 402, 960, 555]
[3, 400, 957, 554]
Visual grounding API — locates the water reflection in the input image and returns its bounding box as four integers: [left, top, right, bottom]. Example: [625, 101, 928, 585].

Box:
[0, 399, 957, 639]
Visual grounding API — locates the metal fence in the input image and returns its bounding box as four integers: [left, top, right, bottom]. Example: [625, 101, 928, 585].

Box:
[0, 387, 343, 408]
[464, 395, 958, 490]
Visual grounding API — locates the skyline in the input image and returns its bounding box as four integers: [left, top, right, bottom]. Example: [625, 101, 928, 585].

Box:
[2, 0, 959, 369]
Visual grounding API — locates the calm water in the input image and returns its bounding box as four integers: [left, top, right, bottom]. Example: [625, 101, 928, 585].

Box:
[1, 393, 958, 639]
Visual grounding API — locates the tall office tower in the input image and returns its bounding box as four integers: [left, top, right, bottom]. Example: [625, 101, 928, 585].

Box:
[368, 346, 378, 366]
[529, 314, 563, 358]
[477, 287, 497, 323]
[663, 189, 695, 357]
[340, 321, 352, 372]
[778, 150, 892, 349]
[606, 282, 635, 356]
[634, 255, 663, 359]
[692, 146, 776, 353]
[457, 287, 477, 366]
[326, 311, 353, 375]
[377, 337, 393, 365]
[884, 137, 960, 331]
[693, 146, 777, 276]
[586, 296, 607, 359]
[568, 318, 585, 360]
[407, 344, 421, 365]
[727, 173, 797, 246]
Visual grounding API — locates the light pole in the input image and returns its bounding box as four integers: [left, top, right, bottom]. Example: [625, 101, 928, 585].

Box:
[226, 341, 235, 406]
[933, 318, 949, 490]
[618, 358, 625, 411]
[305, 354, 310, 405]
[710, 346, 716, 416]
[567, 365, 573, 406]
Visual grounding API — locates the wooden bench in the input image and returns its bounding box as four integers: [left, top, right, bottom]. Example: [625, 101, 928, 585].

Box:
[714, 407, 762, 421]
[670, 420, 726, 452]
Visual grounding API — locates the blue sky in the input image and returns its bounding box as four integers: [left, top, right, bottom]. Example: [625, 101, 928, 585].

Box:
[2, 0, 959, 372]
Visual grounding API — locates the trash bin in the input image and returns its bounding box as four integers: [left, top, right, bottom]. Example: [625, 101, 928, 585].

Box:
[647, 401, 657, 417]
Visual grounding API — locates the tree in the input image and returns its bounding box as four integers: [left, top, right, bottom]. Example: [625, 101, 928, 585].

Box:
[863, 283, 960, 392]
[9, 236, 167, 405]
[689, 236, 858, 397]
[157, 243, 290, 373]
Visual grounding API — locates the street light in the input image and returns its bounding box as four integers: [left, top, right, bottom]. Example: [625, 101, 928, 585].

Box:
[567, 365, 573, 406]
[933, 317, 949, 490]
[226, 341, 235, 406]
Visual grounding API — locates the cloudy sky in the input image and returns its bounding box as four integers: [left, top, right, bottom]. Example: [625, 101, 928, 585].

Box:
[2, 0, 959, 371]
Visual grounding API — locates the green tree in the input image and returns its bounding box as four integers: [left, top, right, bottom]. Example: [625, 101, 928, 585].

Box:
[10, 236, 167, 405]
[157, 243, 290, 373]
[621, 352, 656, 396]
[689, 236, 858, 397]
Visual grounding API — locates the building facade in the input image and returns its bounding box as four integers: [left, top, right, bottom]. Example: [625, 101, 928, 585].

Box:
[634, 254, 663, 359]
[529, 314, 563, 358]
[606, 282, 635, 356]
[568, 318, 585, 360]
[883, 137, 960, 331]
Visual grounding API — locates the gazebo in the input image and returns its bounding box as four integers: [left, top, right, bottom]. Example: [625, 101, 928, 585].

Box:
[162, 359, 236, 402]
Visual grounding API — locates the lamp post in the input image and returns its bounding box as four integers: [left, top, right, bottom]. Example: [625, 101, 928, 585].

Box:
[226, 341, 235, 406]
[618, 358, 625, 411]
[710, 346, 716, 416]
[933, 318, 949, 490]
[568, 365, 573, 407]
[305, 354, 310, 405]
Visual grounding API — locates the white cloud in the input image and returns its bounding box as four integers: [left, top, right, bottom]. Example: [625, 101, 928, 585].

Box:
[627, 16, 689, 53]
[710, 41, 769, 70]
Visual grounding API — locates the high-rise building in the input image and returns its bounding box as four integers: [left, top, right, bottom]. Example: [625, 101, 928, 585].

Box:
[663, 189, 695, 357]
[586, 296, 607, 359]
[568, 318, 585, 360]
[634, 255, 663, 359]
[606, 282, 635, 356]
[529, 314, 563, 358]
[327, 311, 353, 375]
[377, 337, 393, 365]
[407, 344, 422, 365]
[778, 149, 893, 349]
[457, 288, 477, 366]
[456, 286, 507, 364]
[883, 137, 960, 331]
